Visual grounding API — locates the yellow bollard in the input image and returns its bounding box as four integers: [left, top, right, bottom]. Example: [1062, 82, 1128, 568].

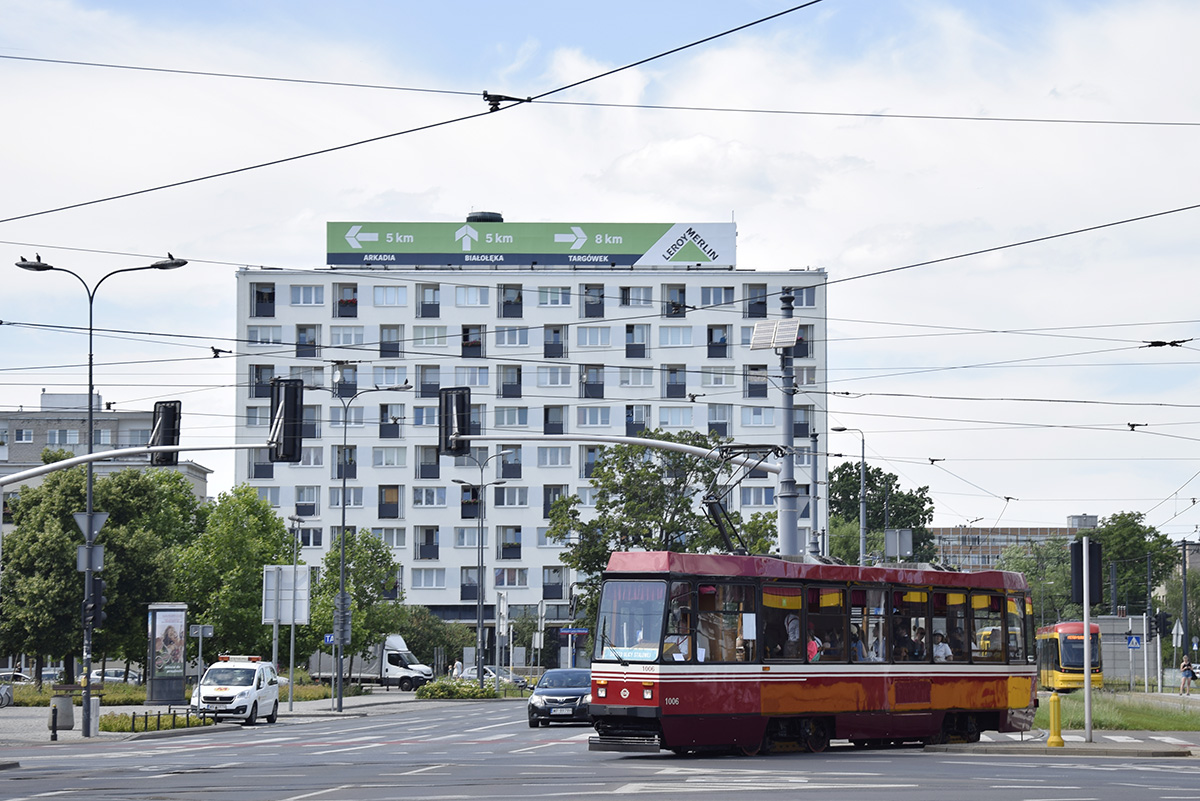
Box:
[1047, 690, 1064, 747]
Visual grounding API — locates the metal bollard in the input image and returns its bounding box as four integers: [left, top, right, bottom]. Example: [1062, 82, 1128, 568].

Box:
[51, 704, 58, 742]
[1047, 691, 1064, 747]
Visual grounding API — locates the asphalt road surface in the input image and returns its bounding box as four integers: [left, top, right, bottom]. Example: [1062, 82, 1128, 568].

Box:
[4, 700, 1200, 801]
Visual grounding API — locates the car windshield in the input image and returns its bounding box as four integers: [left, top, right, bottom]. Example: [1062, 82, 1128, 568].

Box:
[536, 670, 590, 689]
[202, 667, 255, 687]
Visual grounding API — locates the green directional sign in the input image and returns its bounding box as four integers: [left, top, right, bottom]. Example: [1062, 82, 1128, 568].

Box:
[326, 221, 736, 267]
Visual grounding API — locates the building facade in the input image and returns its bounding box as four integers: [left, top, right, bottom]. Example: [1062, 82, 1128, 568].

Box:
[234, 217, 828, 655]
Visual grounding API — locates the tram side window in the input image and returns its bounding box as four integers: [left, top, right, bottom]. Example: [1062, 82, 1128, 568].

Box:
[972, 593, 1005, 663]
[808, 587, 847, 663]
[932, 591, 970, 661]
[697, 584, 757, 662]
[763, 584, 803, 661]
[664, 581, 693, 662]
[891, 588, 930, 661]
[1006, 595, 1029, 663]
[849, 588, 887, 663]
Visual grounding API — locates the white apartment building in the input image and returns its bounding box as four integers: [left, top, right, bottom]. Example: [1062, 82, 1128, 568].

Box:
[234, 216, 827, 661]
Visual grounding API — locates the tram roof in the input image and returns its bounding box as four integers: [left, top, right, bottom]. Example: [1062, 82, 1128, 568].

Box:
[604, 551, 1029, 592]
[1036, 621, 1100, 635]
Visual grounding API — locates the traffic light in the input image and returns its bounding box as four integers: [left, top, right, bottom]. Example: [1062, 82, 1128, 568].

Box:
[1149, 614, 1158, 639]
[1159, 611, 1173, 640]
[268, 378, 304, 463]
[149, 400, 182, 466]
[84, 578, 107, 628]
[438, 387, 471, 456]
[1070, 539, 1103, 604]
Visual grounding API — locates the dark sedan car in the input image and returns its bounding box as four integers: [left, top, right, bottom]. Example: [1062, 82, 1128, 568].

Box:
[527, 668, 591, 727]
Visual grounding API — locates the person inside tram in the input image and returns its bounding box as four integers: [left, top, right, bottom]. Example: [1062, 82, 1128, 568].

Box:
[893, 621, 915, 661]
[932, 631, 953, 662]
[911, 627, 927, 660]
[848, 627, 866, 661]
[784, 610, 801, 658]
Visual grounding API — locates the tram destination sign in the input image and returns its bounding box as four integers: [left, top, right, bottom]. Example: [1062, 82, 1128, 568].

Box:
[326, 221, 736, 267]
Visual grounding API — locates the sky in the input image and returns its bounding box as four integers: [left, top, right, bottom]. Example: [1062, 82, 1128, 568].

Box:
[3, 0, 1199, 538]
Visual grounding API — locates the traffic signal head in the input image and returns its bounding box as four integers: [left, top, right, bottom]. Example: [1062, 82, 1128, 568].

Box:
[268, 378, 304, 463]
[84, 577, 107, 628]
[1149, 615, 1158, 639]
[150, 400, 182, 466]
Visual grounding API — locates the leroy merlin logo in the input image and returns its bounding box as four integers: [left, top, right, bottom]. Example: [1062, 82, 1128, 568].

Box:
[661, 226, 721, 263]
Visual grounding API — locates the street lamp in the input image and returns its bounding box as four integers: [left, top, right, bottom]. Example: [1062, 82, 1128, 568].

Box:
[306, 376, 410, 711]
[831, 427, 867, 566]
[453, 448, 515, 689]
[15, 253, 185, 737]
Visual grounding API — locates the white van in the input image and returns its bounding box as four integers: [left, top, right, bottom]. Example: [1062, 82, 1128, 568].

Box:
[191, 655, 280, 725]
[381, 634, 434, 690]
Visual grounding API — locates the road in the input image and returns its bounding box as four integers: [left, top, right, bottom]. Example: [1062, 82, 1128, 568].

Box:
[4, 700, 1200, 800]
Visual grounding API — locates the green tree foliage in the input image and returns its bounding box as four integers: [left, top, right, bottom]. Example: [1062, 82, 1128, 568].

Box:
[304, 529, 405, 676]
[828, 513, 884, 565]
[996, 535, 1075, 627]
[547, 429, 763, 626]
[1081, 511, 1175, 616]
[396, 604, 474, 670]
[827, 462, 935, 561]
[173, 486, 292, 659]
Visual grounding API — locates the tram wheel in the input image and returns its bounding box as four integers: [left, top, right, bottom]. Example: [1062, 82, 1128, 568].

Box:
[738, 737, 764, 757]
[803, 721, 830, 754]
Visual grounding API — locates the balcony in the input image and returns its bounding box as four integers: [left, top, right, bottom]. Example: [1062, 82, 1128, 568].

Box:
[501, 462, 522, 479]
[747, 383, 768, 399]
[793, 421, 810, 438]
[379, 341, 400, 358]
[336, 381, 357, 398]
[746, 300, 767, 318]
[500, 544, 521, 560]
[708, 343, 728, 359]
[252, 462, 274, 479]
[419, 302, 440, 318]
[626, 421, 646, 437]
[335, 298, 358, 318]
[416, 543, 439, 560]
[500, 382, 521, 398]
[461, 500, 480, 519]
[419, 382, 440, 398]
[254, 300, 275, 317]
[296, 342, 317, 358]
[542, 584, 564, 600]
[378, 502, 399, 519]
[251, 382, 272, 399]
[418, 463, 440, 479]
[544, 342, 564, 358]
[295, 503, 316, 517]
[625, 343, 646, 358]
[336, 463, 357, 480]
[583, 301, 604, 318]
[461, 584, 479, 601]
[665, 383, 686, 399]
[708, 422, 729, 437]
[379, 422, 400, 439]
[581, 382, 604, 399]
[793, 340, 810, 358]
[301, 422, 319, 439]
[501, 300, 523, 318]
[543, 420, 563, 435]
[461, 342, 483, 358]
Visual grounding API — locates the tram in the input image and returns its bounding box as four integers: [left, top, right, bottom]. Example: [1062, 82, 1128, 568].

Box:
[1035, 621, 1103, 692]
[588, 551, 1037, 754]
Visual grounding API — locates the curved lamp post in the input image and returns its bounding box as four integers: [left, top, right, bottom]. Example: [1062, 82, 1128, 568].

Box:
[831, 426, 867, 567]
[306, 377, 409, 711]
[16, 254, 185, 737]
[452, 448, 514, 689]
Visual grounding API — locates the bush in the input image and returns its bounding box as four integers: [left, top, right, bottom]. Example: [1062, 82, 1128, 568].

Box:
[416, 677, 499, 700]
[99, 711, 216, 732]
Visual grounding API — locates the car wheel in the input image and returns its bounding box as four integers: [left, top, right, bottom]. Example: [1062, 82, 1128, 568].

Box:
[265, 701, 278, 724]
[242, 702, 257, 726]
[399, 677, 414, 692]
[528, 717, 539, 728]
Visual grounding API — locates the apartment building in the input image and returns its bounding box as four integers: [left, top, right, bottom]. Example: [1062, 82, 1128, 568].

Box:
[234, 216, 828, 657]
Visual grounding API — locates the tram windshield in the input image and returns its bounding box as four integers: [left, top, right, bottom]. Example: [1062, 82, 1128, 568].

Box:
[593, 580, 667, 662]
[1059, 633, 1101, 668]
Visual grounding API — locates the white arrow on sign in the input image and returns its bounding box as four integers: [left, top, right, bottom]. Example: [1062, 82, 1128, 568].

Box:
[344, 225, 379, 249]
[554, 226, 587, 250]
[456, 224, 478, 251]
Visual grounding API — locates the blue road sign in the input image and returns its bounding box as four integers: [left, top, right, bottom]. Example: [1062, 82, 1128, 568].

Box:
[1127, 635, 1142, 649]
[324, 633, 335, 645]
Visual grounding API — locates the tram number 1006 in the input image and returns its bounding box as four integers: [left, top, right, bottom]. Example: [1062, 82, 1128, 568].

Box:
[664, 697, 680, 706]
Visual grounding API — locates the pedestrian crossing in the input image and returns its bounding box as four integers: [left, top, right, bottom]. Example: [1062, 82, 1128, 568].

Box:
[977, 731, 1198, 746]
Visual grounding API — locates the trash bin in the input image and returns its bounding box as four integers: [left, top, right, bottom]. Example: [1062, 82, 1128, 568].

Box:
[50, 695, 75, 731]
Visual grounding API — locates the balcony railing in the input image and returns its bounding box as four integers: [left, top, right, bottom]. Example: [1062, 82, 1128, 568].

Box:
[418, 463, 439, 479]
[416, 543, 439, 560]
[379, 422, 400, 439]
[544, 342, 564, 358]
[499, 544, 521, 560]
[708, 421, 729, 437]
[295, 502, 317, 517]
[335, 298, 358, 318]
[500, 382, 521, 398]
[336, 463, 357, 480]
[419, 382, 440, 398]
[251, 382, 272, 399]
[665, 383, 686, 399]
[254, 300, 275, 317]
[379, 341, 401, 358]
[543, 420, 563, 435]
[708, 343, 728, 359]
[501, 300, 523, 318]
[378, 502, 400, 519]
[625, 343, 646, 358]
[542, 584, 564, 600]
[252, 462, 274, 479]
[461, 584, 479, 601]
[501, 462, 522, 479]
[582, 382, 604, 399]
[296, 342, 317, 358]
[461, 500, 480, 519]
[419, 302, 440, 318]
[747, 382, 768, 399]
[461, 342, 483, 358]
[626, 421, 646, 437]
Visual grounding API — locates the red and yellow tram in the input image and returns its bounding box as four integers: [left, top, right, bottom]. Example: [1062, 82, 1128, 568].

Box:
[588, 551, 1037, 754]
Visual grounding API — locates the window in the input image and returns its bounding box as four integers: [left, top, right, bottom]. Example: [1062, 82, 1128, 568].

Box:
[330, 326, 364, 346]
[329, 487, 363, 508]
[245, 408, 268, 427]
[412, 568, 446, 589]
[795, 286, 816, 307]
[413, 326, 447, 347]
[128, 429, 151, 446]
[619, 367, 654, 387]
[373, 285, 408, 306]
[373, 447, 406, 467]
[659, 326, 692, 347]
[701, 367, 735, 386]
[330, 406, 364, 427]
[577, 406, 611, 427]
[248, 325, 282, 345]
[291, 285, 324, 305]
[495, 407, 528, 427]
[455, 526, 485, 547]
[495, 326, 529, 346]
[537, 447, 570, 467]
[455, 286, 489, 306]
[454, 447, 488, 468]
[539, 287, 570, 306]
[290, 365, 324, 386]
[495, 487, 528, 507]
[412, 487, 447, 507]
[15, 429, 33, 443]
[701, 286, 734, 306]
[92, 429, 111, 445]
[380, 325, 402, 357]
[373, 366, 407, 387]
[740, 486, 775, 506]
[300, 446, 323, 466]
[577, 326, 610, 347]
[537, 366, 571, 386]
[793, 446, 812, 468]
[372, 527, 406, 548]
[47, 429, 80, 445]
[494, 568, 529, 587]
[620, 286, 652, 306]
[578, 487, 598, 506]
[741, 407, 775, 426]
[454, 366, 489, 386]
[659, 406, 693, 427]
[413, 407, 438, 427]
[298, 527, 323, 547]
[256, 487, 280, 507]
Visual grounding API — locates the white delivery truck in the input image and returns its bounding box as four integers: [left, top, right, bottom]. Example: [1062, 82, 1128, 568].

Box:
[309, 634, 433, 691]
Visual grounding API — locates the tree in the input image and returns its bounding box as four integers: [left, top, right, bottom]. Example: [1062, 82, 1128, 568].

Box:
[1082, 512, 1175, 616]
[396, 604, 474, 670]
[996, 535, 1075, 627]
[173, 486, 292, 660]
[547, 429, 749, 627]
[827, 462, 935, 561]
